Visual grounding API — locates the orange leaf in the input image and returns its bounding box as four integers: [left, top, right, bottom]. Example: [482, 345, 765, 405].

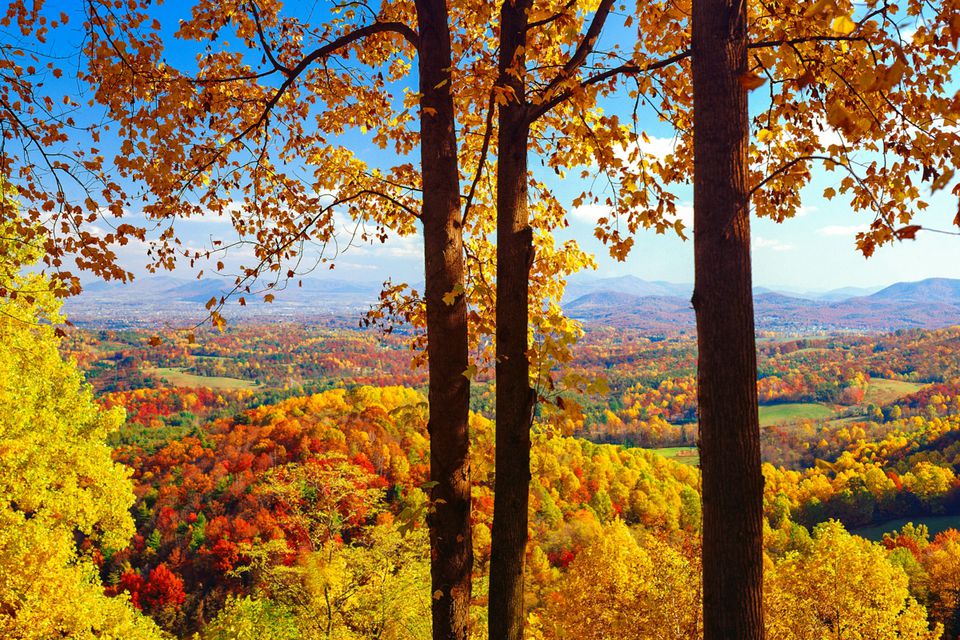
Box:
[738, 72, 766, 91]
[893, 225, 922, 240]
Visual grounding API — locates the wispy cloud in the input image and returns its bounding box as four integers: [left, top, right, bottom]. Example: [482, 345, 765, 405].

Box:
[753, 236, 793, 251]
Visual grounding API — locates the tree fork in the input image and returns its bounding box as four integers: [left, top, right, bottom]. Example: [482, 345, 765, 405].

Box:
[691, 0, 765, 638]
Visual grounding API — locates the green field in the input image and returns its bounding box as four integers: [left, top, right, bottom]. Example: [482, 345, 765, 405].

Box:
[145, 367, 259, 390]
[864, 378, 927, 406]
[852, 515, 960, 542]
[759, 402, 835, 426]
[650, 446, 699, 466]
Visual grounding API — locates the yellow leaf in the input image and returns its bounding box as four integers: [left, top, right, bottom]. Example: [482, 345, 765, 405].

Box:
[826, 100, 855, 134]
[803, 0, 832, 17]
[442, 283, 464, 306]
[831, 15, 856, 35]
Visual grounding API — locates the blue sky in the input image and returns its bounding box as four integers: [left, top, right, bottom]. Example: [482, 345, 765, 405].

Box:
[34, 1, 960, 292]
[105, 166, 960, 293]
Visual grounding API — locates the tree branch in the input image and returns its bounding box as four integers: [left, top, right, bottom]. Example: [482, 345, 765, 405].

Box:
[526, 0, 576, 31]
[462, 89, 496, 228]
[748, 35, 867, 49]
[530, 0, 616, 123]
[530, 49, 691, 121]
[247, 1, 293, 75]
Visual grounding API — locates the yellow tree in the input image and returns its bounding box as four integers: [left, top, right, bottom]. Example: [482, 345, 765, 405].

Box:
[539, 521, 700, 640]
[486, 3, 676, 634]
[82, 4, 599, 638]
[765, 521, 941, 640]
[0, 228, 162, 638]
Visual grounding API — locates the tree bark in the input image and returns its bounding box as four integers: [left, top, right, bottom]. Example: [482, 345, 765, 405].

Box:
[416, 1, 472, 638]
[488, 1, 533, 637]
[691, 1, 765, 639]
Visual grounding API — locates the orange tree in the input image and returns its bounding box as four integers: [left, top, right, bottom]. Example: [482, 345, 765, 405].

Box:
[0, 3, 146, 296]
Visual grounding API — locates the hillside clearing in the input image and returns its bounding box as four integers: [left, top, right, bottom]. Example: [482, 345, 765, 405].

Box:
[759, 403, 835, 426]
[864, 378, 927, 406]
[145, 366, 259, 390]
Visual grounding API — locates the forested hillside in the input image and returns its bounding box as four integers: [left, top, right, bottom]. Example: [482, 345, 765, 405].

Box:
[2, 314, 951, 638]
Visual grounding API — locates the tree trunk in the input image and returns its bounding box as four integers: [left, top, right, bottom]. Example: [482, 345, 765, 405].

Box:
[488, 2, 533, 638]
[416, 1, 472, 638]
[691, 1, 765, 639]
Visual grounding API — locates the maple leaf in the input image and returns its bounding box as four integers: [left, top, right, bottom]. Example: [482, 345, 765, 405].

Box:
[831, 15, 857, 35]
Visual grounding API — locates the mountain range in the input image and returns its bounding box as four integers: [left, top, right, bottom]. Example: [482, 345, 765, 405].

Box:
[565, 276, 960, 332]
[67, 274, 960, 332]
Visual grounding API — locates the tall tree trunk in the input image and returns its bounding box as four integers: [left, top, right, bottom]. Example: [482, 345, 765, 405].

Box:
[488, 1, 533, 637]
[691, 1, 764, 639]
[416, 1, 472, 638]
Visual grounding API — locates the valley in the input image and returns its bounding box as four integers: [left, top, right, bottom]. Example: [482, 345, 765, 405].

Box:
[49, 307, 960, 637]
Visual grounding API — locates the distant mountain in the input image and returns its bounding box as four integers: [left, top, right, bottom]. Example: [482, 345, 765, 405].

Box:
[565, 277, 960, 332]
[806, 285, 886, 301]
[566, 292, 696, 332]
[65, 275, 387, 324]
[566, 276, 885, 304]
[67, 274, 960, 332]
[865, 278, 960, 303]
[564, 275, 691, 301]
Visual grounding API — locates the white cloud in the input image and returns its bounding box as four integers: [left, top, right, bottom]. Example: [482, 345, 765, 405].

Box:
[570, 201, 692, 231]
[335, 210, 423, 260]
[753, 236, 793, 251]
[635, 135, 678, 161]
[571, 203, 612, 224]
[673, 203, 693, 229]
[818, 224, 868, 237]
[336, 261, 379, 271]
